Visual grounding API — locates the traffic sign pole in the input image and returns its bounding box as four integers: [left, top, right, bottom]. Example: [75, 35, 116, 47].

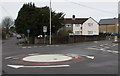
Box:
[44, 32, 46, 44]
[27, 29, 30, 45]
[43, 26, 47, 44]
[28, 33, 29, 45]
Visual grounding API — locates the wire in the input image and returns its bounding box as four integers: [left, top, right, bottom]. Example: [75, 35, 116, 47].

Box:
[64, 0, 116, 15]
[1, 6, 13, 18]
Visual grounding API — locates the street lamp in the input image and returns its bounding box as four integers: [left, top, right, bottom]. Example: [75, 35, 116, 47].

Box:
[49, 0, 52, 45]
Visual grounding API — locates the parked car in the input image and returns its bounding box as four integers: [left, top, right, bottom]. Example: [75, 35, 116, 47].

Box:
[18, 38, 27, 44]
[16, 34, 21, 39]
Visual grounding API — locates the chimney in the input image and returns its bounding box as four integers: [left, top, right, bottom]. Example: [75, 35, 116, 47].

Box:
[72, 15, 75, 20]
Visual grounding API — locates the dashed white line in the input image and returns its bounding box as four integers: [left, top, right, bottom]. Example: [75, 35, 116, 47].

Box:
[22, 47, 27, 49]
[28, 46, 32, 48]
[34, 46, 38, 48]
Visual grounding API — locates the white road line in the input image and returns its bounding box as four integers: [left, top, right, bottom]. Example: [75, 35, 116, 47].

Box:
[7, 64, 70, 69]
[28, 53, 40, 55]
[5, 56, 13, 59]
[100, 45, 104, 47]
[55, 45, 59, 46]
[106, 50, 118, 54]
[112, 51, 119, 54]
[28, 46, 32, 48]
[22, 47, 27, 49]
[94, 41, 98, 43]
[34, 46, 38, 48]
[81, 55, 94, 59]
[104, 46, 109, 48]
[104, 43, 109, 45]
[91, 46, 97, 48]
[112, 44, 118, 47]
[99, 48, 105, 51]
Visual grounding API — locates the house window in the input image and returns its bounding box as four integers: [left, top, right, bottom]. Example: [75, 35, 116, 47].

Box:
[81, 27, 82, 29]
[88, 23, 93, 27]
[88, 31, 93, 34]
[75, 31, 80, 35]
[75, 24, 80, 27]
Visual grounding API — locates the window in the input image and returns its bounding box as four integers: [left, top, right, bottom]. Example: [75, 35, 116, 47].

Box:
[81, 27, 82, 29]
[88, 31, 93, 34]
[88, 23, 93, 27]
[75, 24, 80, 27]
[75, 31, 80, 35]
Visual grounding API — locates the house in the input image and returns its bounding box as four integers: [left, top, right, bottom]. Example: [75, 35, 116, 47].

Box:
[64, 16, 99, 36]
[99, 18, 118, 35]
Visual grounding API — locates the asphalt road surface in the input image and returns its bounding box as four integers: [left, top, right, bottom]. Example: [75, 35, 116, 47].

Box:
[2, 37, 118, 74]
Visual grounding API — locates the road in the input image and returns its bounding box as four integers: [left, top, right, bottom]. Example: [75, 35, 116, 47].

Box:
[2, 37, 118, 74]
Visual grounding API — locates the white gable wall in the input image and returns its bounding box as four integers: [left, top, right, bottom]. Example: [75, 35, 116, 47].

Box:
[73, 24, 82, 35]
[82, 18, 99, 35]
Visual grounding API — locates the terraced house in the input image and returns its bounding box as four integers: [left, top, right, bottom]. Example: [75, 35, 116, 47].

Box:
[64, 16, 99, 36]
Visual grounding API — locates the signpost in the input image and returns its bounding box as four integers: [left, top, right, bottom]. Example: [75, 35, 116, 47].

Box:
[27, 29, 30, 45]
[43, 26, 47, 44]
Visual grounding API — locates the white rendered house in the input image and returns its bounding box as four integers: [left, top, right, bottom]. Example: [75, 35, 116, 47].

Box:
[64, 17, 99, 36]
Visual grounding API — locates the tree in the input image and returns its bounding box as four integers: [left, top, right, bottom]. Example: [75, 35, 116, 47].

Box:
[9, 26, 16, 32]
[2, 17, 14, 34]
[15, 3, 65, 44]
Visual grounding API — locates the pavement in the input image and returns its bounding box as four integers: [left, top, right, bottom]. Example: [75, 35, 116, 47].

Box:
[2, 37, 118, 74]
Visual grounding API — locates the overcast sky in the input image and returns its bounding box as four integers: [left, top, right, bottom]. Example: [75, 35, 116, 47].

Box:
[0, 0, 119, 24]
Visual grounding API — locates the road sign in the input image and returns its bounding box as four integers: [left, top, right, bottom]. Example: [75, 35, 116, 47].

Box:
[43, 26, 47, 32]
[27, 29, 30, 33]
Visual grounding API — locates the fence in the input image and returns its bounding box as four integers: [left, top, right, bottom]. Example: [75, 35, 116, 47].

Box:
[35, 34, 106, 44]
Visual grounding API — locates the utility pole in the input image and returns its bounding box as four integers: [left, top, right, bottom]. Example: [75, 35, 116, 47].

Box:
[49, 0, 52, 45]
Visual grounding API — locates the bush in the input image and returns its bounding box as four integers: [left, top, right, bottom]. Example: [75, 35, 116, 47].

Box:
[53, 28, 69, 44]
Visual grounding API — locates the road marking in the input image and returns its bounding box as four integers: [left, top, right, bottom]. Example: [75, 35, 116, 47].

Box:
[81, 55, 94, 59]
[94, 41, 98, 43]
[22, 47, 27, 49]
[104, 46, 109, 48]
[28, 46, 32, 48]
[46, 45, 60, 47]
[22, 54, 72, 62]
[22, 46, 32, 49]
[106, 50, 118, 54]
[7, 64, 70, 69]
[91, 46, 97, 48]
[104, 43, 109, 45]
[100, 45, 104, 47]
[86, 47, 97, 50]
[99, 48, 105, 51]
[34, 46, 38, 48]
[5, 56, 13, 59]
[112, 44, 118, 47]
[28, 53, 40, 55]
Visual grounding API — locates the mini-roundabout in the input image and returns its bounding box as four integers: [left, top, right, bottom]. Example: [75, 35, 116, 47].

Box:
[5, 53, 87, 68]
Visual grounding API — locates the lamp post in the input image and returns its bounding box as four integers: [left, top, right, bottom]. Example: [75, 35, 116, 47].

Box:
[49, 0, 52, 45]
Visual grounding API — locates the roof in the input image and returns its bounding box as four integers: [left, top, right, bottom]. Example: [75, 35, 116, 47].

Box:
[99, 18, 118, 25]
[64, 18, 89, 24]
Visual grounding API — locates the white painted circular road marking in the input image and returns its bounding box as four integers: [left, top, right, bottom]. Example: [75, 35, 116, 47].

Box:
[22, 54, 72, 62]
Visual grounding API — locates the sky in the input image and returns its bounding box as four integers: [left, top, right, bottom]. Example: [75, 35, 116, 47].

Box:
[0, 0, 119, 24]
